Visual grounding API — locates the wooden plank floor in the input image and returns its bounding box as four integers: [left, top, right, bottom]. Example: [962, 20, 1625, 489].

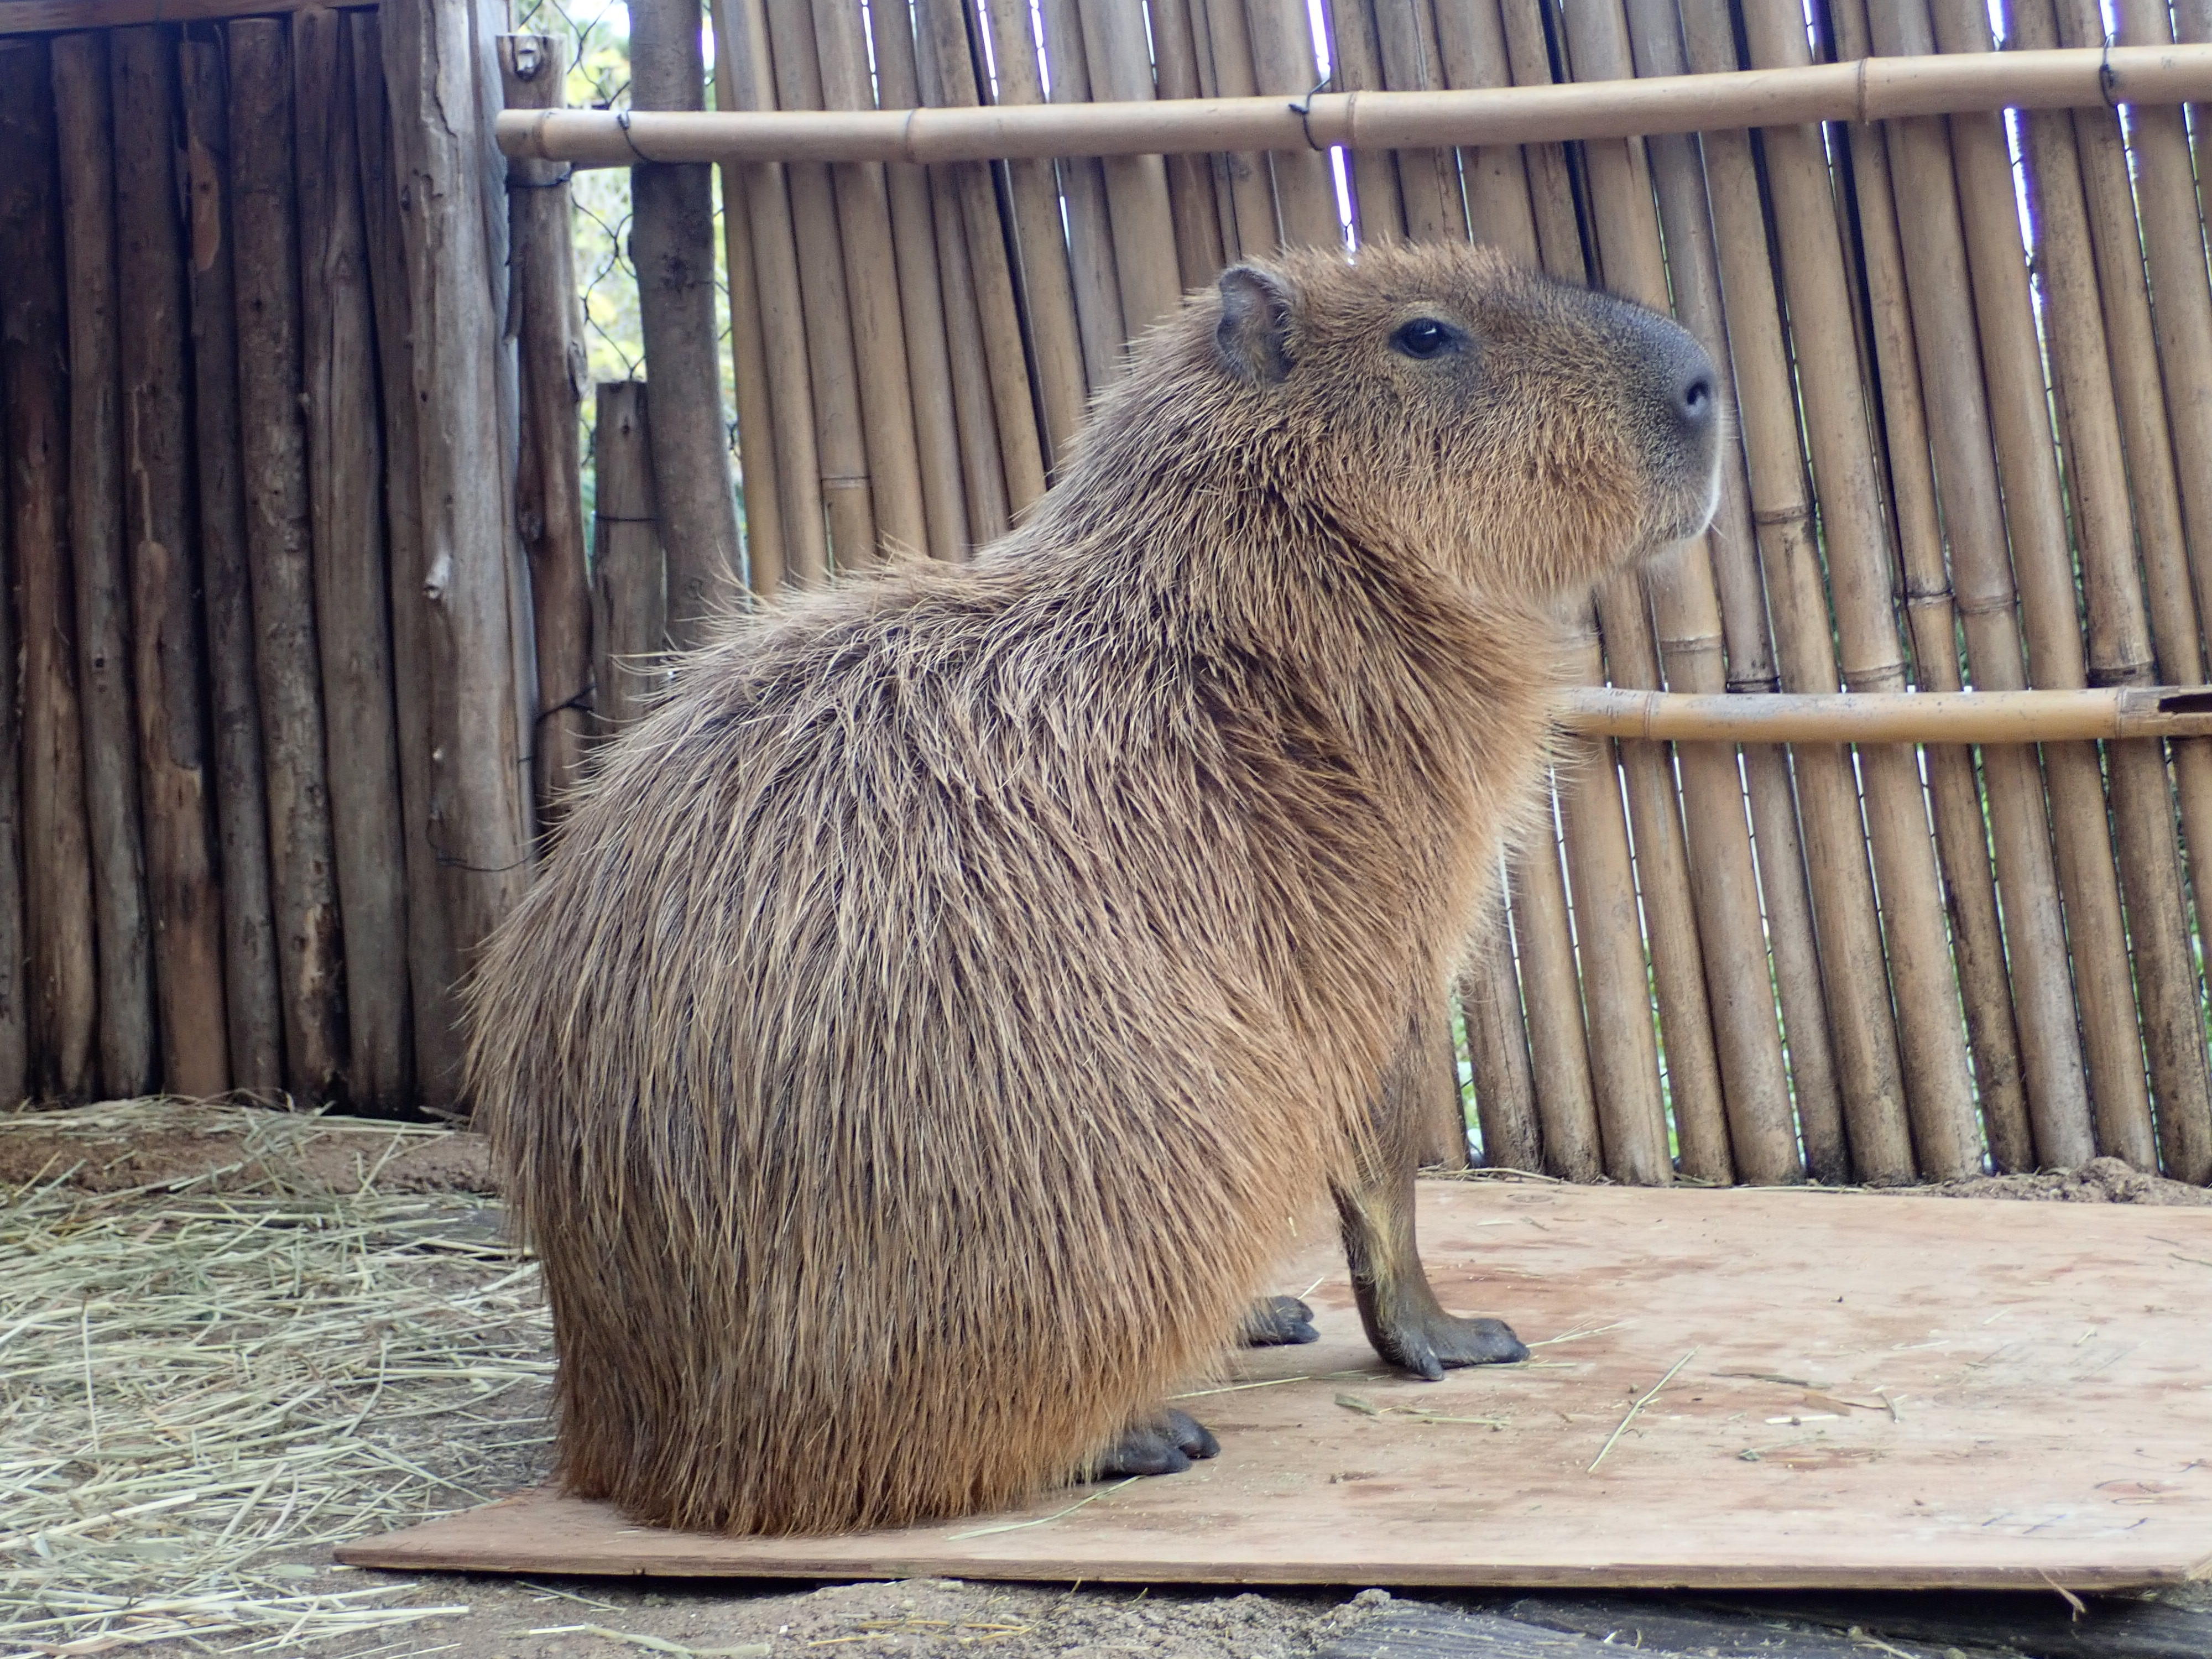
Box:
[340, 1183, 2212, 1589]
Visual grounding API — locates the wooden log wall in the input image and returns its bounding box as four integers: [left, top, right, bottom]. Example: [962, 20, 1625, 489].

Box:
[0, 0, 554, 1113]
[645, 0, 2212, 1186]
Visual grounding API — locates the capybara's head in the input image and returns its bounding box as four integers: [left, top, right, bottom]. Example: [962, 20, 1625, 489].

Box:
[1188, 241, 1721, 597]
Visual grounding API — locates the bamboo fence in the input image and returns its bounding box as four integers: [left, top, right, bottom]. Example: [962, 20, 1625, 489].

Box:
[10, 0, 2212, 1193]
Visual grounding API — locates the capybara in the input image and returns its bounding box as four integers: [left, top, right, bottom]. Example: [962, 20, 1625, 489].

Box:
[467, 242, 1721, 1536]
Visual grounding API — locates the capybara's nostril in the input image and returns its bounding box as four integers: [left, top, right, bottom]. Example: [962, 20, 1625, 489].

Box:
[1678, 370, 1716, 432]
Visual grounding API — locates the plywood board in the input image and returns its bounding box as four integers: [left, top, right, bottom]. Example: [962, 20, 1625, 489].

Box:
[339, 1183, 2212, 1589]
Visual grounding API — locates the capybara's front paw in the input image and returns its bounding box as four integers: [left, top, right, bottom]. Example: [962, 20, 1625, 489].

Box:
[1095, 1408, 1220, 1477]
[1377, 1312, 1528, 1382]
[1240, 1294, 1319, 1347]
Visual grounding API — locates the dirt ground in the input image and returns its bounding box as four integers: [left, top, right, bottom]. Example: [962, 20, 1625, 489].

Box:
[7, 1100, 2209, 1659]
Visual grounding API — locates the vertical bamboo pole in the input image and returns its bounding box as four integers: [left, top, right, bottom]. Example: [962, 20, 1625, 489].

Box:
[916, 0, 1047, 514]
[2119, 0, 2212, 687]
[1503, 18, 1668, 1185]
[109, 26, 231, 1099]
[353, 8, 464, 1104]
[1148, 0, 1228, 288]
[808, 0, 934, 550]
[1459, 890, 1540, 1172]
[705, 35, 789, 593]
[1623, 0, 1846, 1182]
[761, 0, 883, 566]
[0, 40, 94, 1102]
[1814, 0, 2092, 1172]
[1591, 0, 1803, 1184]
[1497, 0, 1586, 280]
[51, 33, 158, 1100]
[714, 0, 829, 587]
[1435, 0, 1540, 254]
[501, 34, 595, 821]
[178, 32, 283, 1097]
[1724, 0, 1986, 1181]
[1505, 802, 1603, 1181]
[1073, 0, 1186, 334]
[297, 8, 412, 1109]
[855, 0, 968, 561]
[1676, 0, 1909, 1185]
[1368, 0, 1462, 242]
[1168, 0, 1239, 270]
[978, 0, 1089, 460]
[378, 0, 534, 1050]
[1240, 0, 1339, 248]
[1194, 0, 1278, 257]
[1897, 0, 2152, 1168]
[2005, 0, 2212, 1180]
[1035, 0, 1135, 378]
[629, 0, 744, 633]
[1561, 635, 1672, 1185]
[592, 384, 669, 732]
[1317, 0, 1405, 245]
[1823, 0, 2038, 1173]
[229, 18, 349, 1103]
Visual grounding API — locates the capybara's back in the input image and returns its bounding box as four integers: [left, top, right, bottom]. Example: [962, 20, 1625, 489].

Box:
[468, 243, 1721, 1535]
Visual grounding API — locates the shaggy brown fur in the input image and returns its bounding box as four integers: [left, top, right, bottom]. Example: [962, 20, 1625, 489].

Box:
[467, 243, 1719, 1536]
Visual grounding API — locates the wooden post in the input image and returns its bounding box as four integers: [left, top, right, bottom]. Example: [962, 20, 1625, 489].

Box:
[109, 25, 230, 1098]
[51, 32, 158, 1100]
[1193, 0, 1279, 257]
[228, 17, 348, 1103]
[713, 0, 828, 587]
[500, 34, 594, 823]
[629, 0, 744, 634]
[379, 0, 535, 1047]
[353, 8, 466, 1103]
[296, 7, 413, 1109]
[1507, 809, 1604, 1182]
[591, 383, 669, 732]
[0, 43, 74, 1103]
[176, 30, 284, 1097]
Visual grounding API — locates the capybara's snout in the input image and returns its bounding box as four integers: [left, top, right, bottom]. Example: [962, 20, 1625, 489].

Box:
[1603, 299, 1724, 546]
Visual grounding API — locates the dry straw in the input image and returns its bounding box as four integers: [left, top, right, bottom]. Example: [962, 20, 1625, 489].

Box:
[0, 1100, 550, 1655]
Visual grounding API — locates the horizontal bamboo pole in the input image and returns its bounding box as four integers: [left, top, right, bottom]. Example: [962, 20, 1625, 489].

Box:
[500, 46, 2212, 166]
[1565, 687, 2212, 743]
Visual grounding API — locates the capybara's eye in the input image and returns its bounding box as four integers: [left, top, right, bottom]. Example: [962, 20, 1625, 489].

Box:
[1390, 317, 1457, 359]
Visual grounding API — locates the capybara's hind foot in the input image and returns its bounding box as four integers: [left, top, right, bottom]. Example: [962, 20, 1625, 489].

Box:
[1097, 1408, 1220, 1477]
[1378, 1311, 1528, 1382]
[1240, 1295, 1319, 1347]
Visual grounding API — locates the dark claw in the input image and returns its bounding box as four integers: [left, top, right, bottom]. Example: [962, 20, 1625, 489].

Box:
[1096, 1407, 1220, 1478]
[1241, 1294, 1320, 1348]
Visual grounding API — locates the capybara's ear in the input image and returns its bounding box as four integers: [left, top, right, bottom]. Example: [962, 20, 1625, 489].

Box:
[1215, 264, 1295, 385]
